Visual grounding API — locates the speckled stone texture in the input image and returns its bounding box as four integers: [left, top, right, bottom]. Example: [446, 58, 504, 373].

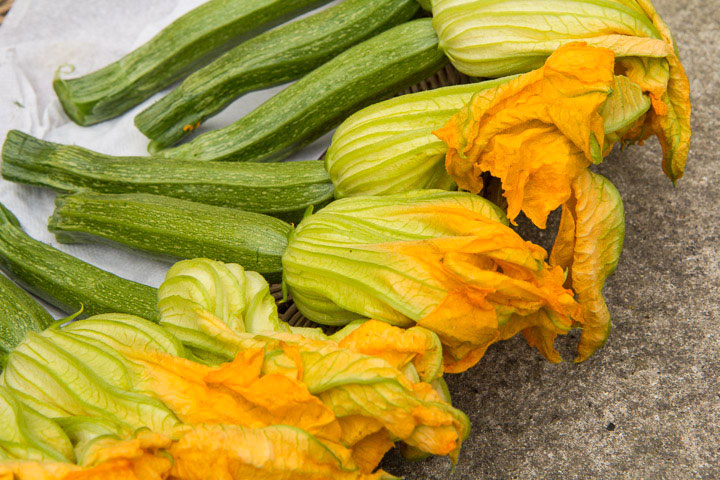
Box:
[381, 1, 720, 478]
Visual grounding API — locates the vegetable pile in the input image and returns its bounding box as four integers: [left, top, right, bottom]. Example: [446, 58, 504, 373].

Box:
[0, 258, 467, 479]
[0, 0, 690, 477]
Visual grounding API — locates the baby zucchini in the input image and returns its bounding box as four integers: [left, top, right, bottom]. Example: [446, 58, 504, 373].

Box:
[0, 274, 54, 366]
[49, 192, 292, 283]
[2, 130, 333, 223]
[135, 0, 420, 149]
[0, 202, 159, 321]
[54, 0, 331, 125]
[153, 18, 447, 160]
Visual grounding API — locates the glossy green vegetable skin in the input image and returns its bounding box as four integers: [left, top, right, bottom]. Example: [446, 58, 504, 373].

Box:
[0, 202, 158, 321]
[135, 0, 420, 150]
[53, 0, 331, 126]
[48, 192, 292, 283]
[2, 130, 334, 224]
[155, 18, 447, 161]
[0, 274, 53, 366]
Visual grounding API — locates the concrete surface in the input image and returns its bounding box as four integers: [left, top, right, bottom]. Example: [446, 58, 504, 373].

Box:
[382, 1, 720, 478]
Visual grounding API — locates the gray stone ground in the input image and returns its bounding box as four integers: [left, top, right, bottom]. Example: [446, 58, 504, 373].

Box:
[382, 1, 720, 478]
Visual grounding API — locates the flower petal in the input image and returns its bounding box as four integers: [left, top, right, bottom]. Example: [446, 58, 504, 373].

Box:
[169, 424, 392, 480]
[550, 170, 625, 361]
[435, 43, 616, 228]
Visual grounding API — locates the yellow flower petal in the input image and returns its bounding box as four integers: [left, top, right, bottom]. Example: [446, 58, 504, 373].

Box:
[435, 42, 616, 228]
[337, 321, 443, 382]
[128, 349, 342, 443]
[629, 0, 692, 182]
[0, 463, 79, 480]
[550, 170, 625, 361]
[336, 415, 385, 447]
[0, 433, 173, 480]
[347, 430, 394, 475]
[521, 313, 563, 364]
[168, 424, 391, 480]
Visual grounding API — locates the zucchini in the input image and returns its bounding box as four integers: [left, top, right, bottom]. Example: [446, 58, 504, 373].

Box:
[0, 202, 158, 321]
[135, 0, 420, 150]
[0, 274, 54, 365]
[48, 192, 292, 283]
[153, 18, 447, 160]
[53, 0, 331, 126]
[2, 130, 334, 224]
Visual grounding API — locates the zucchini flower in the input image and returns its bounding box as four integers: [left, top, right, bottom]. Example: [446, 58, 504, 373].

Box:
[434, 45, 628, 360]
[431, 0, 691, 182]
[435, 43, 634, 228]
[282, 190, 585, 372]
[1, 309, 467, 477]
[157, 258, 447, 387]
[0, 318, 179, 478]
[124, 330, 468, 470]
[325, 64, 649, 199]
[0, 425, 394, 480]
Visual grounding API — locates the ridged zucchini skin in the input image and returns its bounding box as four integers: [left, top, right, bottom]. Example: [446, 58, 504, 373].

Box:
[135, 0, 420, 150]
[154, 18, 448, 161]
[1, 130, 334, 224]
[0, 274, 54, 364]
[53, 0, 331, 126]
[0, 202, 158, 321]
[48, 193, 292, 284]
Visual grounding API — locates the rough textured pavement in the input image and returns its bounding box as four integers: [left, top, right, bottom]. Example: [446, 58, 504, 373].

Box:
[381, 1, 720, 478]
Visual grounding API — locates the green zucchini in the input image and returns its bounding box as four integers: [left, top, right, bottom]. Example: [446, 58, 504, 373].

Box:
[48, 192, 292, 283]
[53, 0, 331, 126]
[153, 18, 447, 160]
[0, 274, 54, 366]
[135, 0, 420, 150]
[0, 202, 158, 321]
[2, 130, 334, 224]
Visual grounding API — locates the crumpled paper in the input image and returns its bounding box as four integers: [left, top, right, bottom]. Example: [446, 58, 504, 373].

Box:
[0, 0, 339, 317]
